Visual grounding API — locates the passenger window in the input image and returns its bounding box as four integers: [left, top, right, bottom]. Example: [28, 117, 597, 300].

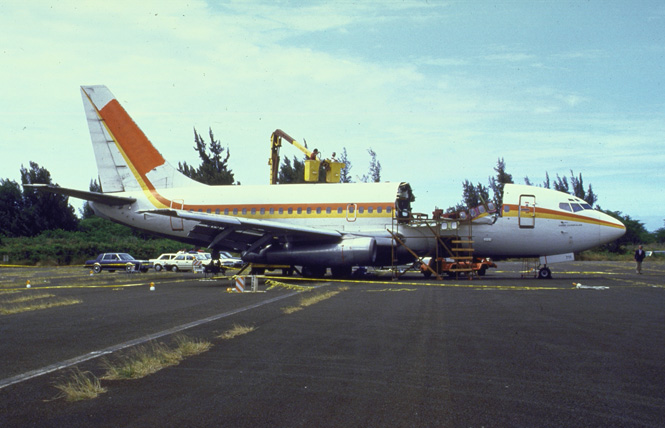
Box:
[206, 209, 211, 214]
[368, 207, 373, 213]
[559, 203, 572, 212]
[288, 208, 293, 214]
[358, 207, 364, 214]
[337, 207, 343, 214]
[251, 208, 256, 215]
[386, 206, 392, 214]
[242, 208, 247, 215]
[570, 203, 583, 212]
[297, 207, 302, 214]
[224, 209, 229, 215]
[377, 207, 382, 213]
[233, 208, 238, 215]
[326, 207, 331, 214]
[278, 208, 283, 215]
[215, 209, 220, 214]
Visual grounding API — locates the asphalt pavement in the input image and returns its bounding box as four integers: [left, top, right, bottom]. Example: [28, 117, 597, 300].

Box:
[0, 260, 664, 427]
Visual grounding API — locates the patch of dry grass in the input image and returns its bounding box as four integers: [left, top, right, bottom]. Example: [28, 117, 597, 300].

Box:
[218, 324, 256, 340]
[102, 336, 211, 380]
[0, 292, 81, 315]
[281, 289, 345, 314]
[53, 368, 106, 402]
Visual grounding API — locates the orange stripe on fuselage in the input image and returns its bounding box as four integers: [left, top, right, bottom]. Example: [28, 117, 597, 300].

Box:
[504, 204, 623, 229]
[99, 99, 165, 182]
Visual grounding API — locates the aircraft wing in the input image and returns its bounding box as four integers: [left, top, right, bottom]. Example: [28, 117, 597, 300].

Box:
[24, 184, 137, 205]
[142, 208, 342, 252]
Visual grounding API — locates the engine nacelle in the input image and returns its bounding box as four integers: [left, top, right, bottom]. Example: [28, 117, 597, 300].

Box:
[244, 237, 377, 267]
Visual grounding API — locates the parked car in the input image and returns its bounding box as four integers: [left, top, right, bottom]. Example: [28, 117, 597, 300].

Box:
[85, 253, 151, 273]
[219, 251, 244, 268]
[167, 252, 210, 272]
[150, 253, 178, 272]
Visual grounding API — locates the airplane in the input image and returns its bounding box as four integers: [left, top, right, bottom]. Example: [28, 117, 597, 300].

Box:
[27, 85, 626, 279]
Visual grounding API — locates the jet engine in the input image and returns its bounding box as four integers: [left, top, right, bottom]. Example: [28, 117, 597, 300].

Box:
[243, 237, 377, 267]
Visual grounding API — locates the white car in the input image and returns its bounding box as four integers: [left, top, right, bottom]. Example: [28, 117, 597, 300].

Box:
[219, 251, 243, 268]
[168, 252, 210, 272]
[150, 253, 178, 272]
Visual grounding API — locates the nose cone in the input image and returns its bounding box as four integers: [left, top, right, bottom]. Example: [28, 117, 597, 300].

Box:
[598, 212, 626, 244]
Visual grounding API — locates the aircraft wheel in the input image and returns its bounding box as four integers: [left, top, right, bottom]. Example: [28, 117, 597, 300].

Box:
[538, 267, 552, 279]
[93, 264, 102, 274]
[154, 264, 162, 272]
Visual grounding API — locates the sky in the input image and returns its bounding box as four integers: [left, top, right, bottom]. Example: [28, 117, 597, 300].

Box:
[1, 0, 664, 230]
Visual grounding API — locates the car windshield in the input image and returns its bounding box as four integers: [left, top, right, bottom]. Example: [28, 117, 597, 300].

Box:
[118, 253, 135, 261]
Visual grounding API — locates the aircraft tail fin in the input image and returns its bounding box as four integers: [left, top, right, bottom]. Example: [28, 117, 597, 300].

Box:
[80, 85, 202, 194]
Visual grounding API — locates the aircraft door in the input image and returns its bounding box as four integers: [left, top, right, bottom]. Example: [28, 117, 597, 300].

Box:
[170, 199, 184, 231]
[346, 203, 357, 222]
[518, 195, 535, 228]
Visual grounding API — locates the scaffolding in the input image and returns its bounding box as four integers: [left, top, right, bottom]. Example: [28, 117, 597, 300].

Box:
[388, 211, 475, 280]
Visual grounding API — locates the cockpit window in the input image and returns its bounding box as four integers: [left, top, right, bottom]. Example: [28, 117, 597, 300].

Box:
[581, 203, 592, 210]
[559, 203, 572, 212]
[570, 203, 583, 212]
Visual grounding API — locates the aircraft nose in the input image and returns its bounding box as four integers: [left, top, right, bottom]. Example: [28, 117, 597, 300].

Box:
[599, 213, 626, 244]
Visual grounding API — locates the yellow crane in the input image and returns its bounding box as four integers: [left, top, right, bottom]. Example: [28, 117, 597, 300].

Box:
[269, 129, 344, 184]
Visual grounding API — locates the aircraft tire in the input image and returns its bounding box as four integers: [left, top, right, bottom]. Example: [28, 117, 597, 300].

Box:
[538, 267, 552, 279]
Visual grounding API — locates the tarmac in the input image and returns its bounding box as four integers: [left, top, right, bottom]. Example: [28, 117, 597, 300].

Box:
[0, 260, 664, 427]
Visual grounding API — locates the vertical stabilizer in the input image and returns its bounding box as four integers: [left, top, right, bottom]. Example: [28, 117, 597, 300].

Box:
[80, 85, 202, 193]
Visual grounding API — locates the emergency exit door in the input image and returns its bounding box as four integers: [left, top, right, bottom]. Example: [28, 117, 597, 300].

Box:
[518, 195, 535, 228]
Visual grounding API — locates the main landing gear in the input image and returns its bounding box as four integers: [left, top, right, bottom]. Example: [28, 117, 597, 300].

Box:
[538, 266, 552, 279]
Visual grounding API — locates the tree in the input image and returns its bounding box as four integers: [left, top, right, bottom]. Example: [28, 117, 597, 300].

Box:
[20, 162, 78, 236]
[654, 221, 665, 244]
[596, 209, 649, 253]
[0, 178, 26, 237]
[488, 157, 513, 209]
[461, 180, 490, 208]
[278, 156, 306, 184]
[360, 148, 381, 183]
[178, 128, 235, 185]
[338, 147, 353, 183]
[81, 179, 101, 219]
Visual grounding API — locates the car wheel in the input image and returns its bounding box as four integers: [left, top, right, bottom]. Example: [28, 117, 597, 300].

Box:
[125, 264, 134, 272]
[93, 264, 102, 274]
[155, 264, 162, 272]
[171, 265, 179, 272]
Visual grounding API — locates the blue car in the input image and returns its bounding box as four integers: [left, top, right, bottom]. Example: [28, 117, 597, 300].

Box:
[85, 253, 152, 273]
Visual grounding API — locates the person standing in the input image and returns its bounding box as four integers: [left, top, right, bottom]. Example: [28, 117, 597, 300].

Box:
[634, 245, 646, 274]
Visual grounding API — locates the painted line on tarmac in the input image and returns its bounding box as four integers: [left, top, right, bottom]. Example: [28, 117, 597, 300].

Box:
[0, 290, 300, 390]
[263, 275, 566, 291]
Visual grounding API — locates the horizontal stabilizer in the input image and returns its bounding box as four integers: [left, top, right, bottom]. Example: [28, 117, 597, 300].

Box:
[24, 184, 136, 205]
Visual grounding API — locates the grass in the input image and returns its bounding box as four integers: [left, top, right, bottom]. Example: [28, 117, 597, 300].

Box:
[218, 323, 256, 340]
[282, 288, 346, 314]
[0, 292, 82, 315]
[102, 336, 211, 380]
[53, 368, 107, 402]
